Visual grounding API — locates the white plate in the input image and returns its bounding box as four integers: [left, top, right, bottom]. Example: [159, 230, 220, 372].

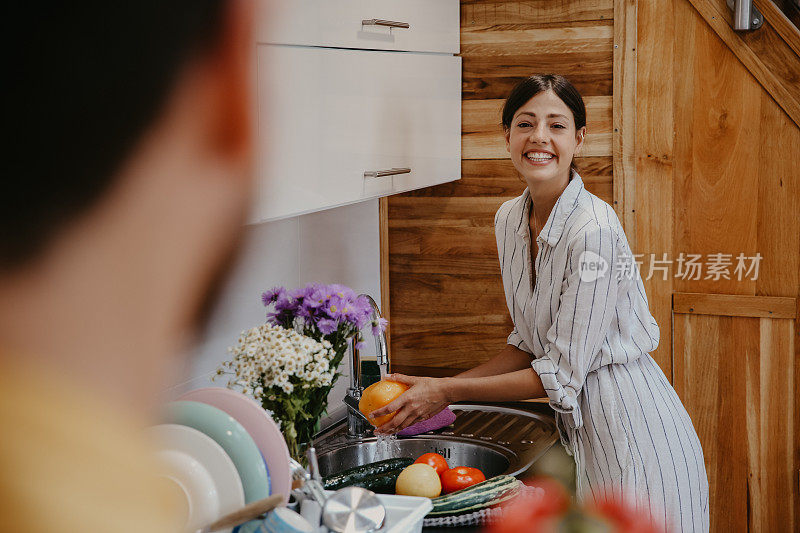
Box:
[147, 424, 245, 533]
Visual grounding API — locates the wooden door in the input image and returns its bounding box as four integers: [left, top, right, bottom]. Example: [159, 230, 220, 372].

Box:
[638, 0, 800, 529]
[673, 293, 798, 531]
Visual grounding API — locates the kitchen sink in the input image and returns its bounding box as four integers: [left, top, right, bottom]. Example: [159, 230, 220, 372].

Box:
[314, 404, 558, 478]
[318, 437, 512, 478]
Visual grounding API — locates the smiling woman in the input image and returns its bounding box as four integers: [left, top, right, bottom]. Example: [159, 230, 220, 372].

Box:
[373, 75, 711, 533]
[501, 74, 586, 179]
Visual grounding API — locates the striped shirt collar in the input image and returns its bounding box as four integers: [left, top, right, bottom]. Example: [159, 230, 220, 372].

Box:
[515, 169, 585, 246]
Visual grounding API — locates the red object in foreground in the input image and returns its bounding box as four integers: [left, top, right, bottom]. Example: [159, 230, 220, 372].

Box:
[440, 466, 486, 494]
[486, 477, 570, 533]
[488, 476, 666, 533]
[415, 452, 449, 476]
[586, 496, 665, 533]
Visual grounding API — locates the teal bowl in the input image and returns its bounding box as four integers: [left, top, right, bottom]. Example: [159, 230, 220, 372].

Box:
[164, 400, 270, 503]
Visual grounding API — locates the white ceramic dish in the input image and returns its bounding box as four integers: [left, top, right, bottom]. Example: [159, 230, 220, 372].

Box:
[164, 400, 270, 503]
[147, 424, 245, 533]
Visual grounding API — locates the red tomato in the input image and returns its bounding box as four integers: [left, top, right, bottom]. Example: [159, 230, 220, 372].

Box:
[440, 466, 486, 494]
[414, 453, 449, 476]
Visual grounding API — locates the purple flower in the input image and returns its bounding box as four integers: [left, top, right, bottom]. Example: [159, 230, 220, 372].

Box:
[274, 292, 297, 313]
[305, 285, 331, 309]
[259, 282, 387, 341]
[296, 304, 313, 319]
[317, 318, 338, 335]
[261, 286, 287, 306]
[371, 317, 388, 336]
[266, 309, 293, 326]
[355, 341, 366, 350]
[350, 295, 374, 330]
[323, 295, 350, 321]
[329, 283, 357, 301]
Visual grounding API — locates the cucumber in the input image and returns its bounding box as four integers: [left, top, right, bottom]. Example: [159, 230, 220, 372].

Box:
[322, 457, 414, 490]
[436, 483, 522, 516]
[348, 468, 405, 494]
[428, 475, 521, 517]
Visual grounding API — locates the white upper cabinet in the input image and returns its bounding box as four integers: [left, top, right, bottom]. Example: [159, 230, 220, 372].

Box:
[256, 0, 459, 53]
[251, 1, 461, 223]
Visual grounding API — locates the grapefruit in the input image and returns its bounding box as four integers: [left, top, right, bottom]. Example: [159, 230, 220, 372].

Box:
[359, 380, 409, 427]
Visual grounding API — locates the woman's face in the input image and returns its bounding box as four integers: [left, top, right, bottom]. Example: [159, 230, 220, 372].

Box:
[504, 89, 586, 187]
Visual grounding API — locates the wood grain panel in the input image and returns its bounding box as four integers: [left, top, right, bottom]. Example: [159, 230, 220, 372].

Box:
[612, 0, 637, 238]
[389, 254, 500, 276]
[397, 157, 613, 202]
[379, 197, 391, 354]
[635, 0, 675, 377]
[389, 273, 508, 316]
[463, 96, 613, 159]
[674, 15, 763, 297]
[461, 20, 613, 99]
[462, 53, 613, 100]
[685, 0, 800, 127]
[673, 310, 797, 531]
[390, 365, 465, 378]
[388, 226, 497, 255]
[756, 89, 800, 301]
[461, 23, 613, 51]
[394, 158, 613, 203]
[460, 0, 613, 26]
[638, 0, 800, 525]
[673, 292, 798, 319]
[390, 314, 512, 369]
[753, 0, 800, 58]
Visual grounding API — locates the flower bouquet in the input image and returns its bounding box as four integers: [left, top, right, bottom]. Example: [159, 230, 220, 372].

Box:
[216, 283, 387, 462]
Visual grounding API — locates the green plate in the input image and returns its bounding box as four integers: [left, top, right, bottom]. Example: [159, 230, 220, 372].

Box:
[164, 400, 269, 503]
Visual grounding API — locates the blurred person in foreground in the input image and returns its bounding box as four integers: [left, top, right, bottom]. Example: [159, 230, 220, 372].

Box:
[0, 1, 255, 530]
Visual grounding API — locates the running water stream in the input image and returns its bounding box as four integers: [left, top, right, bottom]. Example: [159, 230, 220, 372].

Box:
[372, 433, 401, 462]
[369, 362, 399, 461]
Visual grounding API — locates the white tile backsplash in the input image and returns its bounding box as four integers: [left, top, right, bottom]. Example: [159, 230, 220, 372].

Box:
[166, 199, 382, 429]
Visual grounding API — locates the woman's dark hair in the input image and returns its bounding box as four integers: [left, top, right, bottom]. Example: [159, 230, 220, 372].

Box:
[1, 2, 226, 270]
[501, 74, 586, 175]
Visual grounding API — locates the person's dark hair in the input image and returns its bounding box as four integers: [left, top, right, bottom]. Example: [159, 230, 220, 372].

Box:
[1, 2, 226, 270]
[501, 74, 586, 176]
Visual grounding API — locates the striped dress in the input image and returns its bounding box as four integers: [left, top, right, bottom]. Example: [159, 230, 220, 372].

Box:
[495, 170, 709, 532]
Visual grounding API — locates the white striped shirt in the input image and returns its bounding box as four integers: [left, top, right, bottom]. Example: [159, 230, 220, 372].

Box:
[495, 170, 709, 532]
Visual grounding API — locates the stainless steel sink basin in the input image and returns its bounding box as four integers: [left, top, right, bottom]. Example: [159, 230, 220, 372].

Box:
[318, 437, 512, 478]
[314, 404, 558, 479]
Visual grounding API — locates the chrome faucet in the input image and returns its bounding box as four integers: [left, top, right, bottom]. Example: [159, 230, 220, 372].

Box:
[344, 294, 389, 438]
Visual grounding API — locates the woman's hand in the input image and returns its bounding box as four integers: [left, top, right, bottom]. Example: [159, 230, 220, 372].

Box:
[370, 373, 452, 435]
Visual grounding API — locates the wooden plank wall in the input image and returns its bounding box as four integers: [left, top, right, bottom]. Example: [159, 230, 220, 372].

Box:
[387, 0, 617, 376]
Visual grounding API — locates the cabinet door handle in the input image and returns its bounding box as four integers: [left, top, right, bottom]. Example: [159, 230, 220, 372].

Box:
[364, 167, 411, 178]
[361, 19, 410, 29]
